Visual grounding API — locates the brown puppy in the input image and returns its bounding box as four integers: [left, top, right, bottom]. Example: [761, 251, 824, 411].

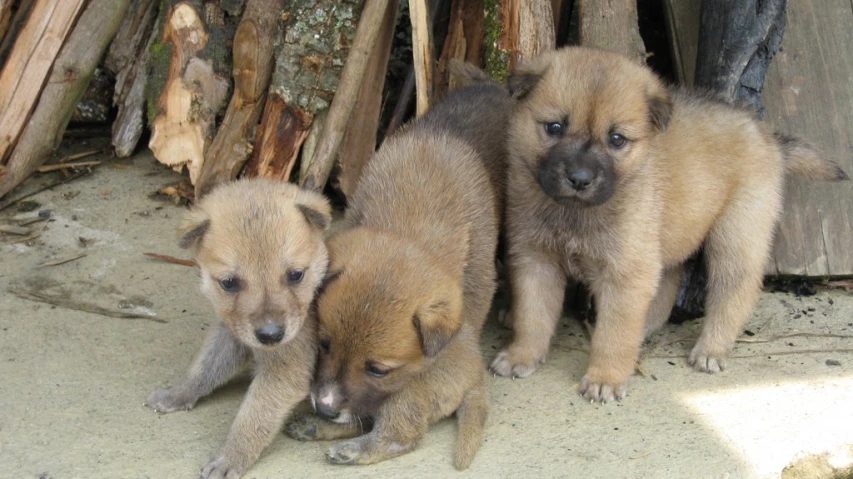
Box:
[490, 46, 848, 403]
[286, 70, 511, 469]
[146, 178, 331, 478]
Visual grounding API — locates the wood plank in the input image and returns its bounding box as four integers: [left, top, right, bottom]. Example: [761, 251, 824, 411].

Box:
[664, 0, 853, 276]
[578, 0, 645, 61]
[0, 0, 86, 165]
[410, 0, 434, 116]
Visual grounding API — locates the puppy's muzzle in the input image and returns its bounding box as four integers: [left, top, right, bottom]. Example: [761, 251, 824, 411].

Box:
[255, 324, 285, 345]
[313, 384, 343, 420]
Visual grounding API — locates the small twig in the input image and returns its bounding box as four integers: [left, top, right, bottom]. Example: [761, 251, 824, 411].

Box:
[17, 216, 48, 226]
[38, 253, 87, 267]
[57, 149, 100, 163]
[9, 233, 41, 244]
[143, 252, 197, 267]
[0, 169, 91, 212]
[0, 224, 30, 235]
[37, 160, 101, 173]
[8, 288, 167, 323]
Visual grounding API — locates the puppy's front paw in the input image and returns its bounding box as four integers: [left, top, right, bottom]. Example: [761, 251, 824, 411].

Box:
[579, 373, 628, 403]
[688, 345, 726, 373]
[489, 346, 543, 378]
[286, 416, 320, 441]
[326, 439, 363, 465]
[146, 386, 198, 413]
[200, 453, 245, 479]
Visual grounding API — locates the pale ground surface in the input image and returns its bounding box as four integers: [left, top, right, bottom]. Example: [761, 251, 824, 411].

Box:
[1, 150, 852, 479]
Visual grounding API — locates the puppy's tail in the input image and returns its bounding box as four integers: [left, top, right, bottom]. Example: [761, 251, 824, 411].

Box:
[775, 133, 849, 181]
[447, 58, 495, 87]
[453, 385, 488, 470]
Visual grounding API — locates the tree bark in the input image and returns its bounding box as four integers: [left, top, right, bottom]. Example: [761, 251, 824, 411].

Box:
[336, 0, 399, 199]
[105, 0, 160, 157]
[147, 0, 236, 184]
[243, 0, 363, 187]
[578, 0, 645, 61]
[193, 0, 285, 198]
[0, 0, 86, 166]
[436, 0, 484, 96]
[483, 0, 555, 81]
[0, 0, 130, 199]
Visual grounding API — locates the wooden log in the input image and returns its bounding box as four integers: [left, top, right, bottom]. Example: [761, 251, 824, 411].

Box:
[483, 0, 555, 80]
[243, 0, 363, 187]
[335, 0, 399, 199]
[578, 0, 645, 61]
[0, 0, 130, 199]
[436, 0, 484, 96]
[193, 0, 285, 198]
[105, 0, 160, 157]
[147, 1, 231, 185]
[296, 0, 384, 192]
[0, 0, 86, 166]
[0, 0, 33, 69]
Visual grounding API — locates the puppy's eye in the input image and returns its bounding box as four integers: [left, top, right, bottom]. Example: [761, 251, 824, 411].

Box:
[319, 339, 330, 354]
[609, 133, 628, 149]
[219, 276, 241, 292]
[287, 269, 304, 284]
[544, 121, 564, 137]
[365, 363, 390, 378]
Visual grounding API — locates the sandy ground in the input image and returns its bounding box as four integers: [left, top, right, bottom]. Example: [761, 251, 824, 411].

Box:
[1, 149, 852, 479]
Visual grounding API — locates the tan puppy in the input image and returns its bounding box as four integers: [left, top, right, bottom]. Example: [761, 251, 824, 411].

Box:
[286, 72, 511, 469]
[146, 178, 331, 478]
[490, 46, 848, 403]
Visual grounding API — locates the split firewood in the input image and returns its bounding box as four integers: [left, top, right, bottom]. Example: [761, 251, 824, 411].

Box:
[484, 0, 555, 80]
[436, 0, 484, 96]
[0, 0, 129, 200]
[243, 0, 365, 189]
[409, 0, 434, 116]
[578, 0, 645, 62]
[105, 0, 160, 157]
[193, 0, 285, 198]
[147, 0, 236, 185]
[0, 0, 86, 166]
[335, 0, 399, 199]
[0, 0, 34, 70]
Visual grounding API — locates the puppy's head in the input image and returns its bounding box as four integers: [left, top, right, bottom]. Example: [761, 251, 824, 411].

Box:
[178, 178, 331, 350]
[508, 47, 673, 206]
[310, 229, 463, 423]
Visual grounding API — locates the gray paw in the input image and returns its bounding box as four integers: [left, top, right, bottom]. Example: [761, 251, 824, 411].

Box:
[286, 416, 319, 441]
[689, 346, 726, 373]
[578, 376, 627, 403]
[326, 440, 362, 465]
[200, 454, 245, 479]
[489, 348, 542, 378]
[146, 386, 198, 413]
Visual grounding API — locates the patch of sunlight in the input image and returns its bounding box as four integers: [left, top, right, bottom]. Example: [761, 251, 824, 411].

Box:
[681, 375, 853, 478]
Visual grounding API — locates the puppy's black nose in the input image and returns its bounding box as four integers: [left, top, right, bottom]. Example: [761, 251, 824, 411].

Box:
[567, 168, 595, 191]
[255, 324, 285, 345]
[315, 402, 340, 420]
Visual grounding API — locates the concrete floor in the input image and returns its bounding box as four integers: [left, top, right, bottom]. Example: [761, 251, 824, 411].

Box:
[1, 149, 852, 479]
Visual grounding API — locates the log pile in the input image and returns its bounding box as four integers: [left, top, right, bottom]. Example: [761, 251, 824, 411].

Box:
[0, 0, 566, 201]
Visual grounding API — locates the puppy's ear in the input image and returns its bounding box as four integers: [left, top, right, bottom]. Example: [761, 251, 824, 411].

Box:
[295, 189, 332, 231]
[412, 283, 464, 358]
[177, 208, 211, 250]
[507, 72, 543, 101]
[647, 89, 673, 131]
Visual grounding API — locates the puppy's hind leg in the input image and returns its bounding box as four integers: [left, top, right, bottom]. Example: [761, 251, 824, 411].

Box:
[643, 264, 684, 339]
[453, 380, 488, 470]
[690, 190, 779, 373]
[147, 321, 248, 412]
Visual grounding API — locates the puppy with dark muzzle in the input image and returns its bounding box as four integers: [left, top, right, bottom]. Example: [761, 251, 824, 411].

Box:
[146, 178, 331, 478]
[286, 64, 511, 470]
[490, 47, 849, 403]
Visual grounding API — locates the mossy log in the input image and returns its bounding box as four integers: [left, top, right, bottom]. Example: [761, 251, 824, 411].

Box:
[483, 0, 554, 81]
[243, 0, 362, 185]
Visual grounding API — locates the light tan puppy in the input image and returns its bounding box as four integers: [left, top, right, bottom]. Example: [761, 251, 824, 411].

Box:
[490, 47, 848, 403]
[146, 178, 331, 478]
[286, 74, 511, 469]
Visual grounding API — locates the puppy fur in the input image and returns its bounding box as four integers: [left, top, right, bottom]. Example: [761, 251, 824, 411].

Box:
[286, 74, 512, 469]
[146, 178, 331, 478]
[490, 47, 848, 403]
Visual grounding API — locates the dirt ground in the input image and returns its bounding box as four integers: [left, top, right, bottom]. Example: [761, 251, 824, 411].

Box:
[1, 149, 852, 479]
